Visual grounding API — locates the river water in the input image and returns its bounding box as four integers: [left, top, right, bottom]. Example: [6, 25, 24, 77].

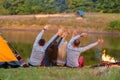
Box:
[1, 30, 120, 65]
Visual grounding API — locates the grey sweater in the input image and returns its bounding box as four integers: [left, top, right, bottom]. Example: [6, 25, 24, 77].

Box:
[28, 29, 58, 66]
[66, 35, 98, 67]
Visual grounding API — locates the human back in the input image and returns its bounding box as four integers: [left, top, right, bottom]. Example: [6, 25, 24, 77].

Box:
[57, 40, 67, 66]
[66, 32, 103, 68]
[28, 25, 51, 66]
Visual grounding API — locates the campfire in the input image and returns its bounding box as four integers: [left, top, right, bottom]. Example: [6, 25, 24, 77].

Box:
[91, 49, 120, 68]
[101, 50, 117, 63]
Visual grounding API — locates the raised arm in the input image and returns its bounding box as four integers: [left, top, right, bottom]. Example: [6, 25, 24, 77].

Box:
[79, 39, 104, 53]
[67, 32, 87, 47]
[58, 31, 68, 47]
[33, 25, 49, 46]
[44, 28, 64, 50]
[33, 30, 45, 46]
[44, 34, 59, 50]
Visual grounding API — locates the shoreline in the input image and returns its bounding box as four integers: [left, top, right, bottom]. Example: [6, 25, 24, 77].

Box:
[0, 13, 120, 34]
[1, 28, 120, 36]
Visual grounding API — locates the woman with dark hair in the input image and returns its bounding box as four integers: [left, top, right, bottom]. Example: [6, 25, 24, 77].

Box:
[28, 25, 63, 67]
[47, 41, 58, 66]
[44, 30, 68, 66]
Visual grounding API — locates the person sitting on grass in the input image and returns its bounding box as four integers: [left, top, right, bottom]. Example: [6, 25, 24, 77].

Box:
[43, 28, 64, 67]
[66, 32, 104, 68]
[28, 25, 63, 67]
[47, 32, 68, 66]
[57, 31, 72, 66]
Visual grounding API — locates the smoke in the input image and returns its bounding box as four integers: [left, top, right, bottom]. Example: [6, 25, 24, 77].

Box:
[95, 48, 102, 61]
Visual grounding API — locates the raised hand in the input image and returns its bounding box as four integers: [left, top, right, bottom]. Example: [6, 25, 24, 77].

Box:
[97, 39, 104, 44]
[72, 30, 78, 38]
[62, 32, 68, 38]
[44, 24, 50, 30]
[57, 28, 64, 36]
[81, 33, 88, 38]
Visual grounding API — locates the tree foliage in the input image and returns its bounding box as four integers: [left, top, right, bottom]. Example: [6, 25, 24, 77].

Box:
[108, 20, 120, 31]
[0, 0, 120, 15]
[95, 0, 120, 13]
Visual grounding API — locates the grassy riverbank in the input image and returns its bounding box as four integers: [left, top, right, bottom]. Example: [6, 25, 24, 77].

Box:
[0, 13, 120, 32]
[0, 67, 120, 80]
[0, 13, 120, 80]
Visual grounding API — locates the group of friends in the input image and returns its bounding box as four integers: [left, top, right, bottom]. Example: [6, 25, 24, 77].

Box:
[28, 25, 104, 68]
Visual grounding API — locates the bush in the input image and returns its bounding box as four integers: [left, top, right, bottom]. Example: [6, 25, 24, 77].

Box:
[0, 4, 10, 15]
[108, 20, 120, 31]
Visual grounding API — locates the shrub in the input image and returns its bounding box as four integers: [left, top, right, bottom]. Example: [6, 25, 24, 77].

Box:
[108, 20, 120, 31]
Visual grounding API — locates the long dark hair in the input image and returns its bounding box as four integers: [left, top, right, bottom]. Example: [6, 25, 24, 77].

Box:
[47, 41, 58, 65]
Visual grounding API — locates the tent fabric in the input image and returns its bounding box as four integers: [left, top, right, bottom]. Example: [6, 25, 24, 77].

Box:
[0, 35, 20, 68]
[0, 61, 20, 68]
[77, 10, 85, 15]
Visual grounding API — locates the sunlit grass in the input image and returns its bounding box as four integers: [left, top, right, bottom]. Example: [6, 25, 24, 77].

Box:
[0, 13, 120, 80]
[0, 13, 120, 32]
[0, 67, 120, 80]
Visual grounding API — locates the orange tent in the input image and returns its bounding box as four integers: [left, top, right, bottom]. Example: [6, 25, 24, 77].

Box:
[0, 35, 20, 68]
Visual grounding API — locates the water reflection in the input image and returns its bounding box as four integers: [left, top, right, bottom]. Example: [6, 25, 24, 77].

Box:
[1, 30, 120, 65]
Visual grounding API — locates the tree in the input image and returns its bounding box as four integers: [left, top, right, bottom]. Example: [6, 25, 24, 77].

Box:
[2, 0, 26, 14]
[1, 0, 120, 15]
[96, 0, 120, 13]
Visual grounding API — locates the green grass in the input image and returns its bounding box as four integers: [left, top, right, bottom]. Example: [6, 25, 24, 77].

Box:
[12, 43, 33, 61]
[0, 13, 120, 80]
[0, 67, 120, 80]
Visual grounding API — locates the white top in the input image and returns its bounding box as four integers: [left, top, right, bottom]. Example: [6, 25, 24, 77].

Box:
[66, 35, 98, 67]
[28, 29, 57, 66]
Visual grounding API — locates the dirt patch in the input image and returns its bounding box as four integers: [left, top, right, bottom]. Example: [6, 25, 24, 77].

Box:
[0, 14, 75, 19]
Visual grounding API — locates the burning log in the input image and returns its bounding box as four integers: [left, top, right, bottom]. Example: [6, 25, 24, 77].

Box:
[91, 49, 120, 68]
[90, 61, 120, 68]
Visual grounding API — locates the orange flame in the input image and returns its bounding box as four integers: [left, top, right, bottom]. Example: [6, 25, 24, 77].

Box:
[102, 50, 117, 63]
